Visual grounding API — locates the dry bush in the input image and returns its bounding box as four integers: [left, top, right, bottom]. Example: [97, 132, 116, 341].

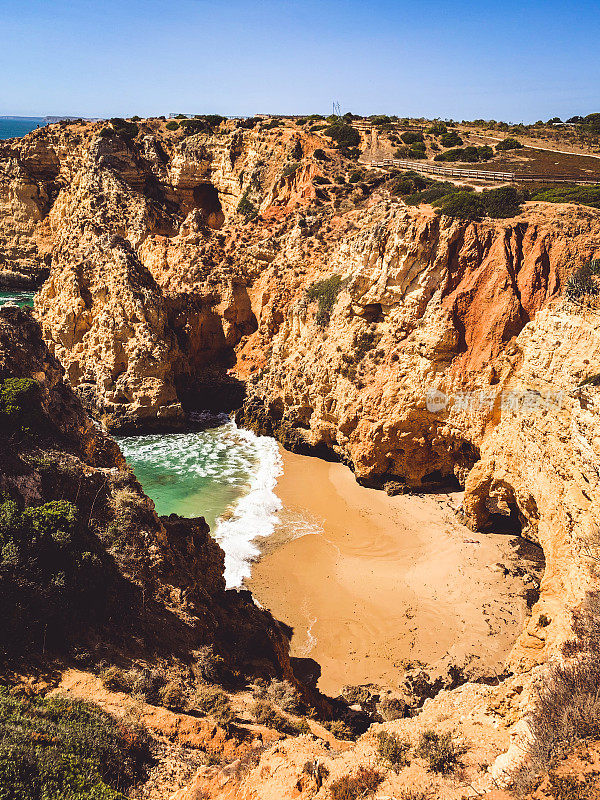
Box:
[524, 593, 600, 773]
[398, 791, 432, 800]
[252, 678, 300, 712]
[323, 719, 356, 740]
[378, 695, 407, 721]
[302, 759, 330, 788]
[100, 666, 134, 693]
[159, 680, 187, 712]
[415, 730, 467, 774]
[130, 668, 166, 705]
[527, 657, 600, 767]
[195, 685, 233, 726]
[196, 645, 226, 682]
[109, 486, 142, 523]
[329, 766, 384, 800]
[264, 678, 301, 712]
[376, 730, 410, 772]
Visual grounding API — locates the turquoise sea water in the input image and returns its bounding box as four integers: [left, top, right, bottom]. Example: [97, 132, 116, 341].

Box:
[0, 118, 45, 140]
[117, 422, 283, 588]
[0, 291, 34, 308]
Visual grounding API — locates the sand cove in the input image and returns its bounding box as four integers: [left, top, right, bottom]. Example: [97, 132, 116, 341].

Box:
[248, 446, 539, 696]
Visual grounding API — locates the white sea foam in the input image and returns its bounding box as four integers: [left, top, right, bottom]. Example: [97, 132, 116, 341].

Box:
[118, 421, 284, 590]
[213, 427, 283, 588]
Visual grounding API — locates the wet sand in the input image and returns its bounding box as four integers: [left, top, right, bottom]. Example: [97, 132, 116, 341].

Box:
[247, 447, 533, 696]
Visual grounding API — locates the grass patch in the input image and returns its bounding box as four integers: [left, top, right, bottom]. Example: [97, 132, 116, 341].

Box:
[0, 690, 150, 799]
[306, 274, 343, 325]
[237, 188, 258, 220]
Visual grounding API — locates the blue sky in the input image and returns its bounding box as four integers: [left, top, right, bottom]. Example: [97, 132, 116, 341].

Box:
[2, 0, 599, 121]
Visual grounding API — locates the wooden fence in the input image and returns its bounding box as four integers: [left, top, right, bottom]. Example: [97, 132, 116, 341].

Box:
[367, 158, 600, 185]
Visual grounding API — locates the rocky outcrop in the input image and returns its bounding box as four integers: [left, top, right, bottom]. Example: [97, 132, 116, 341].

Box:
[0, 305, 295, 682]
[0, 119, 346, 429]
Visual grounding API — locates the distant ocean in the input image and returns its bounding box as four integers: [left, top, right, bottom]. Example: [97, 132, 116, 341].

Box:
[0, 117, 45, 140]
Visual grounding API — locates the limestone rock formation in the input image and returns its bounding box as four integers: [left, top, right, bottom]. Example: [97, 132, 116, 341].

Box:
[0, 305, 295, 682]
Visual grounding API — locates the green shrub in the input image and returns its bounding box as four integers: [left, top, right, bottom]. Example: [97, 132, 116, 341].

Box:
[178, 118, 209, 136]
[329, 766, 384, 800]
[376, 730, 410, 772]
[0, 690, 150, 800]
[496, 137, 523, 151]
[313, 148, 328, 160]
[0, 497, 109, 657]
[440, 131, 463, 147]
[415, 730, 466, 773]
[203, 114, 226, 127]
[433, 186, 522, 220]
[527, 184, 600, 210]
[165, 120, 179, 131]
[109, 118, 138, 139]
[404, 184, 459, 206]
[433, 190, 485, 219]
[353, 329, 376, 359]
[306, 275, 343, 325]
[565, 259, 600, 300]
[401, 131, 423, 145]
[323, 719, 355, 740]
[349, 170, 364, 183]
[0, 377, 41, 435]
[323, 124, 360, 152]
[237, 188, 258, 220]
[389, 170, 428, 191]
[427, 122, 447, 136]
[481, 186, 522, 218]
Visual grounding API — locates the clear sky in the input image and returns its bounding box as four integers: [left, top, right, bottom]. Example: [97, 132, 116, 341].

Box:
[2, 0, 599, 122]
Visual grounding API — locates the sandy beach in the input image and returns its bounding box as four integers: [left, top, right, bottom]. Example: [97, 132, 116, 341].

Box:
[248, 447, 539, 696]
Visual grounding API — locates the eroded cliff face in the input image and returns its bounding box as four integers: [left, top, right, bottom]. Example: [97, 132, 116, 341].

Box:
[0, 118, 344, 428]
[0, 305, 295, 683]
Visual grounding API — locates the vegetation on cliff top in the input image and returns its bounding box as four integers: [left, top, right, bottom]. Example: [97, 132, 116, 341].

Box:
[0, 690, 150, 800]
[433, 186, 523, 220]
